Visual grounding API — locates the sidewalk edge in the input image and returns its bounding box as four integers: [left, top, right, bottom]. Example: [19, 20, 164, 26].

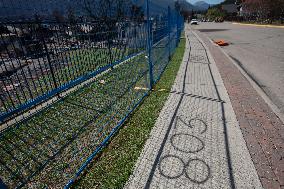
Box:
[191, 28, 264, 189]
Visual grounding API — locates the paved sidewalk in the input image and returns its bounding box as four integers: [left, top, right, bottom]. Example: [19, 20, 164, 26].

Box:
[194, 28, 284, 189]
[124, 27, 262, 188]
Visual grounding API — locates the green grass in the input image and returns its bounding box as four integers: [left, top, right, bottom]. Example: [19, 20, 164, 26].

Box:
[0, 35, 184, 188]
[0, 48, 149, 188]
[73, 36, 185, 189]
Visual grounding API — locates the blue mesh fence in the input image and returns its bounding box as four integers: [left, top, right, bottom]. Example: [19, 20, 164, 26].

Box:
[0, 0, 184, 188]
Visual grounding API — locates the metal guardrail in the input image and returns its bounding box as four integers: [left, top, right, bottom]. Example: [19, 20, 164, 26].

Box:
[0, 0, 184, 188]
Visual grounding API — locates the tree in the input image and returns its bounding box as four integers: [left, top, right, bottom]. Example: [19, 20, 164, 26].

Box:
[52, 9, 65, 23]
[0, 25, 10, 35]
[131, 5, 144, 22]
[241, 0, 284, 22]
[83, 0, 132, 21]
[175, 1, 181, 13]
[206, 8, 226, 20]
[34, 14, 43, 23]
[180, 9, 191, 21]
[191, 9, 195, 19]
[83, 0, 134, 64]
[67, 8, 77, 24]
[266, 0, 284, 22]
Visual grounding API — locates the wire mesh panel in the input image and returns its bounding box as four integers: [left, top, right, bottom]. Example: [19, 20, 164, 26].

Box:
[0, 20, 147, 121]
[0, 0, 184, 188]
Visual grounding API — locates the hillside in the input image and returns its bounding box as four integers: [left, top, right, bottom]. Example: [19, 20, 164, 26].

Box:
[179, 0, 195, 11]
[0, 0, 196, 20]
[194, 1, 210, 10]
[220, 0, 235, 5]
[137, 0, 195, 13]
[212, 0, 235, 8]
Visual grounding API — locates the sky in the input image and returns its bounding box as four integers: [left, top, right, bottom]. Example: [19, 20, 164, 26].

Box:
[187, 0, 225, 4]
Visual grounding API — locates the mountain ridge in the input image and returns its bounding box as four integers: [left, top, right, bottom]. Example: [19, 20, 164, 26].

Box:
[194, 1, 210, 10]
[0, 0, 198, 20]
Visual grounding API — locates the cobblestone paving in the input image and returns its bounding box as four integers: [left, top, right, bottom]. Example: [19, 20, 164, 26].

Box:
[125, 28, 263, 189]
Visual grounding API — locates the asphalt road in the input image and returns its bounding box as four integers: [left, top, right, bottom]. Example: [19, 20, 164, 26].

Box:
[192, 22, 284, 113]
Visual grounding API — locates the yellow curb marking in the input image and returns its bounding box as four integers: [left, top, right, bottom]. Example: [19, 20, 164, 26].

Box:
[232, 22, 284, 29]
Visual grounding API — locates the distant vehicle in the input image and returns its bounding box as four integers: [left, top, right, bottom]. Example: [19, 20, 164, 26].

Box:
[190, 19, 198, 25]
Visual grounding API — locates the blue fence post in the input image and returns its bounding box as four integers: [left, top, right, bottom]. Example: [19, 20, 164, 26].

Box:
[41, 32, 59, 94]
[146, 0, 153, 89]
[168, 6, 171, 60]
[176, 11, 179, 47]
[178, 14, 181, 41]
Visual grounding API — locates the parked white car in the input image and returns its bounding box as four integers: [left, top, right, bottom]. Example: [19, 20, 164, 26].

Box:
[190, 19, 198, 25]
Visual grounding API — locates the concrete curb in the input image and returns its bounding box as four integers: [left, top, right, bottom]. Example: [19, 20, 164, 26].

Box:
[232, 22, 284, 29]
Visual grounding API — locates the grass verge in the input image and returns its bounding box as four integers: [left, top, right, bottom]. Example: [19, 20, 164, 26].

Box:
[73, 35, 186, 189]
